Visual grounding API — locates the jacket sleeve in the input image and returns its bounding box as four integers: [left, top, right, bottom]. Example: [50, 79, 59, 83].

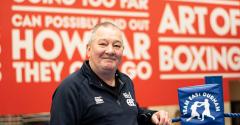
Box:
[50, 79, 82, 125]
[137, 104, 157, 125]
[124, 73, 157, 125]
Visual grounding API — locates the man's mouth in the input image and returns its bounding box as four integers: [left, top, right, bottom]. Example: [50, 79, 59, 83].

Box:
[102, 57, 116, 60]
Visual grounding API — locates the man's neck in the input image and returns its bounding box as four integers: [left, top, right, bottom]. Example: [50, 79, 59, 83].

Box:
[89, 61, 116, 87]
[97, 72, 116, 86]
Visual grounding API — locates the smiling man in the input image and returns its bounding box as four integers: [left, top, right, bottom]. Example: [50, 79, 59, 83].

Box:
[50, 22, 171, 125]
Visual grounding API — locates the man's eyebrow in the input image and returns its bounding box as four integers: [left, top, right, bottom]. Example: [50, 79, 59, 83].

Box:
[98, 38, 108, 42]
[114, 40, 122, 43]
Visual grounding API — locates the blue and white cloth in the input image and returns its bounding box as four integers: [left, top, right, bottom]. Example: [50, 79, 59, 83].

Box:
[178, 83, 224, 125]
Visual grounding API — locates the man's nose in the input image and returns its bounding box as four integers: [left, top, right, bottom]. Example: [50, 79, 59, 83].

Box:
[105, 45, 114, 54]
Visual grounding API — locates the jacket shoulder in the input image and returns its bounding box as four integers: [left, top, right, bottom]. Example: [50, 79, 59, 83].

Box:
[53, 69, 87, 97]
[118, 72, 132, 81]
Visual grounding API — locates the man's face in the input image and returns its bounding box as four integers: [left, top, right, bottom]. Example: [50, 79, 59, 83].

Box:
[87, 26, 124, 73]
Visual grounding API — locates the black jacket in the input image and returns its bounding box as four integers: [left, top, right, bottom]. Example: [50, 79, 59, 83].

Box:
[50, 61, 156, 125]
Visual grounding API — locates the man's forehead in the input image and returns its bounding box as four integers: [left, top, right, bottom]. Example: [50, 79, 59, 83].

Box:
[88, 23, 124, 45]
[94, 26, 123, 39]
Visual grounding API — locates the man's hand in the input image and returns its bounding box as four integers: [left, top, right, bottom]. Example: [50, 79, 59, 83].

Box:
[151, 110, 172, 125]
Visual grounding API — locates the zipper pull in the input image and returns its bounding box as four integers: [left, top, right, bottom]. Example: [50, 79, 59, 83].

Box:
[116, 100, 121, 105]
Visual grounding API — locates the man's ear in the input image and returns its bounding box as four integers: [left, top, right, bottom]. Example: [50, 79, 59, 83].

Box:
[86, 44, 91, 58]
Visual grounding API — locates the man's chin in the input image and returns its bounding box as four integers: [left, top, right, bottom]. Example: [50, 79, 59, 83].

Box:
[102, 65, 117, 72]
[103, 59, 116, 63]
[103, 66, 115, 70]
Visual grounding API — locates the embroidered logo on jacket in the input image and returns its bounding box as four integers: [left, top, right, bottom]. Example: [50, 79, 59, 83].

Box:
[123, 92, 136, 106]
[94, 96, 104, 104]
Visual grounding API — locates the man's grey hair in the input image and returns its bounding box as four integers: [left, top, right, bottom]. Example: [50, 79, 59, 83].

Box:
[88, 22, 123, 45]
